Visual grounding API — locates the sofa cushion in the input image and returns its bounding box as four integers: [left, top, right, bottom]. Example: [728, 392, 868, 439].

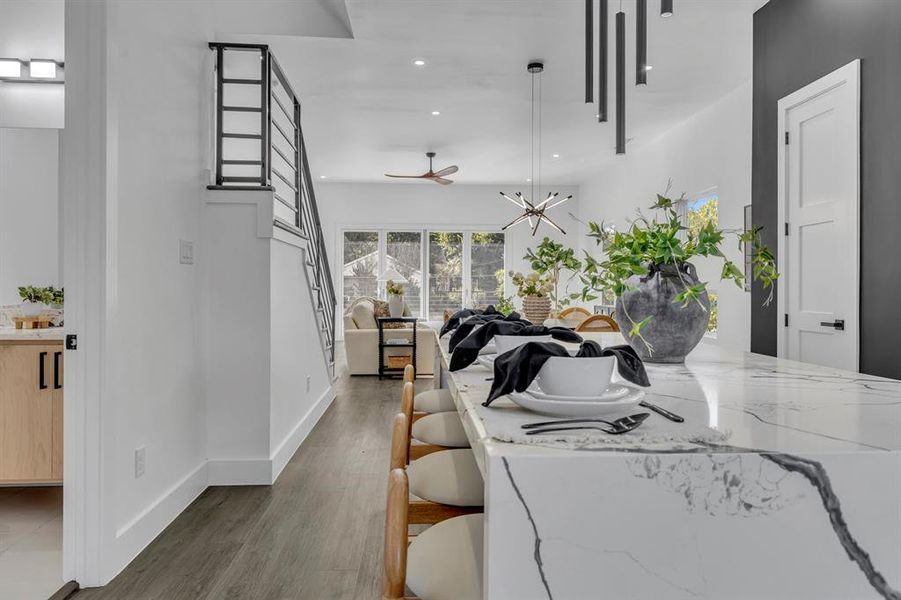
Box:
[351, 301, 377, 329]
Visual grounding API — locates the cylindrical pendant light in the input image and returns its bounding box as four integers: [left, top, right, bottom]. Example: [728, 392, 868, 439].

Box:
[616, 10, 625, 154]
[661, 0, 673, 18]
[636, 0, 647, 86]
[585, 0, 593, 103]
[598, 0, 608, 122]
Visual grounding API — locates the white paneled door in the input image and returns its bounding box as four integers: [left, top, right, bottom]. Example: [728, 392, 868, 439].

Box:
[777, 60, 860, 371]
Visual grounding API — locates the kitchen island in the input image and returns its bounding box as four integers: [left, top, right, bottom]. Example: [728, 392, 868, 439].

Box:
[436, 334, 901, 600]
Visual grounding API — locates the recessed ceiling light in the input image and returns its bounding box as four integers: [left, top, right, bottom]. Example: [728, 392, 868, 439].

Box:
[412, 59, 426, 67]
[552, 153, 560, 158]
[319, 175, 327, 179]
[645, 65, 654, 71]
[29, 60, 56, 78]
[0, 59, 21, 77]
[431, 110, 441, 116]
[526, 178, 532, 182]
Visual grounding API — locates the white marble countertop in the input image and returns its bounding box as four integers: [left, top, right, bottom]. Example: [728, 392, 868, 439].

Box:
[435, 333, 901, 599]
[0, 327, 65, 342]
[440, 333, 901, 463]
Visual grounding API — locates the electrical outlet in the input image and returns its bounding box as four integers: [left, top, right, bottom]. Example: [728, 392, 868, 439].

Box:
[179, 239, 194, 265]
[135, 446, 146, 479]
[305, 375, 311, 393]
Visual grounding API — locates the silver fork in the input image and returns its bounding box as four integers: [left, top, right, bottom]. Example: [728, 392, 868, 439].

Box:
[523, 413, 650, 436]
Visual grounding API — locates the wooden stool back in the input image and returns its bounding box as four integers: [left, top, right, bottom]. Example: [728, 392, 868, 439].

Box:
[403, 364, 415, 385]
[390, 413, 408, 470]
[559, 306, 591, 320]
[383, 468, 409, 600]
[575, 314, 620, 332]
[401, 382, 414, 464]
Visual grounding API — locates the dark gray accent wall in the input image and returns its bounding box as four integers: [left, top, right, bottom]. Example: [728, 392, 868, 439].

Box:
[752, 0, 901, 380]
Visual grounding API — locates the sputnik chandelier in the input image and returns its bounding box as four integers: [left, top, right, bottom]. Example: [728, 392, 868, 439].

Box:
[500, 61, 572, 236]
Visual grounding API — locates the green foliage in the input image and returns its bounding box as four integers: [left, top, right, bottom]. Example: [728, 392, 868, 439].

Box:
[495, 295, 516, 316]
[581, 186, 779, 340]
[18, 286, 57, 305]
[509, 271, 553, 298]
[385, 280, 404, 296]
[523, 237, 582, 311]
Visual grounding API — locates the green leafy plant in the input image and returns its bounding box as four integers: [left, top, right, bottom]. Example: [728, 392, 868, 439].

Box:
[18, 286, 54, 304]
[495, 295, 516, 316]
[509, 271, 553, 298]
[524, 237, 582, 312]
[580, 186, 778, 350]
[385, 280, 404, 296]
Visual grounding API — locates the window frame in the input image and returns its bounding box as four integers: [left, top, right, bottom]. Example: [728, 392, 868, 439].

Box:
[336, 224, 508, 325]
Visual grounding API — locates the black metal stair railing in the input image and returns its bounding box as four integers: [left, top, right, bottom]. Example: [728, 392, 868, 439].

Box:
[209, 42, 336, 366]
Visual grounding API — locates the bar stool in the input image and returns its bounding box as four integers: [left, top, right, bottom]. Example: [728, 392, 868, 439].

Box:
[390, 412, 483, 524]
[404, 365, 457, 414]
[383, 468, 484, 600]
[401, 382, 470, 453]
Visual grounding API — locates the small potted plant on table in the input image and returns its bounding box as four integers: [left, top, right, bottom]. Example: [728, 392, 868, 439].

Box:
[510, 271, 553, 324]
[524, 237, 582, 318]
[18, 286, 52, 317]
[386, 279, 405, 318]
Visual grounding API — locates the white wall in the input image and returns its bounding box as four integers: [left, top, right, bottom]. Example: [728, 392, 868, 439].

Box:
[0, 128, 60, 305]
[0, 0, 65, 129]
[578, 82, 753, 351]
[317, 181, 583, 334]
[62, 0, 351, 586]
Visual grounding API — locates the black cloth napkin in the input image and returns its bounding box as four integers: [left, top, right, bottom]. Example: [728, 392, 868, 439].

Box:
[484, 340, 651, 406]
[440, 306, 514, 337]
[449, 321, 583, 371]
[447, 311, 528, 352]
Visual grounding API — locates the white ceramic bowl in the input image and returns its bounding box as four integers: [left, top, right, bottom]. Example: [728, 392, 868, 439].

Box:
[494, 334, 552, 355]
[535, 356, 615, 397]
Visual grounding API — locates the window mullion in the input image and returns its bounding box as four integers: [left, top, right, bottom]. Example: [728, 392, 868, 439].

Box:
[378, 230, 387, 300]
[462, 231, 472, 309]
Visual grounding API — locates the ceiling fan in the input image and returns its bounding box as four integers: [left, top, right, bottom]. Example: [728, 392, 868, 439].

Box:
[385, 151, 458, 185]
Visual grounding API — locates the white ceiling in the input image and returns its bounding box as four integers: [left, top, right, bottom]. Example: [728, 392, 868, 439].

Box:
[230, 0, 766, 185]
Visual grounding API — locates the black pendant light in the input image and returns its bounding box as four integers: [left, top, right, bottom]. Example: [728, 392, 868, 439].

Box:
[598, 0, 608, 122]
[636, 0, 647, 85]
[661, 0, 673, 18]
[585, 0, 593, 103]
[615, 9, 625, 155]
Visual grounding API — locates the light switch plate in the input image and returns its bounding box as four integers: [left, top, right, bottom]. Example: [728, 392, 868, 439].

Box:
[179, 239, 194, 265]
[135, 446, 146, 478]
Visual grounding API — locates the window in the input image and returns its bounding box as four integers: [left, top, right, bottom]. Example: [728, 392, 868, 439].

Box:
[428, 232, 463, 320]
[386, 232, 423, 318]
[470, 232, 505, 308]
[706, 291, 718, 337]
[686, 190, 718, 238]
[340, 228, 505, 321]
[342, 231, 378, 309]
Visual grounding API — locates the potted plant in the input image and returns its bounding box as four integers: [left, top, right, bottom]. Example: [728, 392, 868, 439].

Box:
[386, 279, 405, 317]
[47, 286, 64, 309]
[580, 188, 778, 363]
[524, 237, 583, 317]
[18, 286, 53, 317]
[510, 271, 553, 324]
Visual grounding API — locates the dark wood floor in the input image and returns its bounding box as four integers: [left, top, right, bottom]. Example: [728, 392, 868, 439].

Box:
[75, 353, 401, 600]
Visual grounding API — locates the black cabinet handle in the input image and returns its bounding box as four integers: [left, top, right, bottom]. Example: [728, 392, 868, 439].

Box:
[54, 351, 62, 390]
[39, 351, 48, 390]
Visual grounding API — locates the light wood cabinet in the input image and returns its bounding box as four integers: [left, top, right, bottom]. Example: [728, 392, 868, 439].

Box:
[0, 341, 63, 484]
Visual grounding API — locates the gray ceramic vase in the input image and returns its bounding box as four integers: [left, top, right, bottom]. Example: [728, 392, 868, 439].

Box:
[614, 262, 710, 363]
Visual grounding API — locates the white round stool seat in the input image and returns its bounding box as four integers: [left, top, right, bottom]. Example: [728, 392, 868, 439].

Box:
[407, 514, 484, 600]
[412, 412, 470, 448]
[408, 449, 483, 507]
[414, 388, 456, 413]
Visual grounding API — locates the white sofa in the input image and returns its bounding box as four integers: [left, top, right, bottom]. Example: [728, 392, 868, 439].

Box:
[343, 297, 437, 376]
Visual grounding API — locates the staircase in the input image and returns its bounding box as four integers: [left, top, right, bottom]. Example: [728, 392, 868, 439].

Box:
[209, 42, 336, 375]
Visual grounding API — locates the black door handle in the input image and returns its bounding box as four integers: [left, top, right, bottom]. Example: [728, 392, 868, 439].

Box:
[54, 351, 62, 390]
[819, 319, 845, 331]
[39, 351, 48, 389]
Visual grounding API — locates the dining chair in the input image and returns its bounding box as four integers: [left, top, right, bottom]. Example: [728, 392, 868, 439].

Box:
[575, 314, 621, 332]
[383, 468, 484, 600]
[559, 306, 591, 321]
[390, 412, 483, 525]
[404, 364, 457, 415]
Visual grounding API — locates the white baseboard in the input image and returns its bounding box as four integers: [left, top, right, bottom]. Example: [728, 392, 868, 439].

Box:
[108, 460, 208, 583]
[269, 385, 335, 482]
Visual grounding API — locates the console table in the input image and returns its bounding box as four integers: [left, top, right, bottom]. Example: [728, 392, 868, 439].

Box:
[377, 317, 417, 380]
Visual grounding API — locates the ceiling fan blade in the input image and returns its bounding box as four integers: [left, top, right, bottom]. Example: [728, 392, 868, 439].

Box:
[385, 173, 428, 179]
[432, 165, 459, 177]
[432, 176, 454, 185]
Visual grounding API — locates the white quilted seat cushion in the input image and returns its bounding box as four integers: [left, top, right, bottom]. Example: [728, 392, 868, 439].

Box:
[408, 449, 484, 507]
[411, 412, 470, 448]
[414, 389, 456, 413]
[407, 514, 483, 600]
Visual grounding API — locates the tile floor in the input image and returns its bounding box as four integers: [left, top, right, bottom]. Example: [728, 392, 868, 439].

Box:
[0, 486, 63, 600]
